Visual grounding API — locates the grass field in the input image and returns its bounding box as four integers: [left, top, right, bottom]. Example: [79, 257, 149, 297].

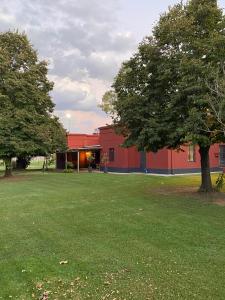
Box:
[0, 171, 225, 299]
[0, 157, 55, 171]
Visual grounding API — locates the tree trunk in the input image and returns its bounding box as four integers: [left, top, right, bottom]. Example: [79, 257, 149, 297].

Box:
[16, 157, 30, 170]
[199, 145, 213, 192]
[3, 157, 13, 177]
[42, 157, 48, 172]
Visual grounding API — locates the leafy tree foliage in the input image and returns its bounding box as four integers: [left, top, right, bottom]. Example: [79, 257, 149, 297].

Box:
[103, 0, 225, 192]
[205, 66, 225, 134]
[0, 31, 67, 177]
[99, 90, 117, 115]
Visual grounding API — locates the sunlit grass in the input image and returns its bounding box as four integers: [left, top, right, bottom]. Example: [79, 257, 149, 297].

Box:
[0, 172, 224, 299]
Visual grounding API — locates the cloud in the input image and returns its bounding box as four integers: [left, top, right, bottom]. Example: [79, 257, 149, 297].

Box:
[0, 8, 15, 23]
[50, 75, 110, 112]
[55, 110, 111, 133]
[0, 0, 137, 131]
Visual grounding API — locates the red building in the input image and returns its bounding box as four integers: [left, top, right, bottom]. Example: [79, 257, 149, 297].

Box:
[56, 133, 101, 170]
[99, 126, 221, 174]
[57, 126, 223, 174]
[67, 134, 100, 149]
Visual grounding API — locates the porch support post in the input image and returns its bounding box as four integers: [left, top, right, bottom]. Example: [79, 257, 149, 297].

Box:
[65, 151, 68, 169]
[77, 151, 80, 173]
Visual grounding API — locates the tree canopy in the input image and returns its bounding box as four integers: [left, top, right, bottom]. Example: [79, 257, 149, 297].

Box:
[102, 0, 225, 192]
[0, 31, 67, 176]
[99, 90, 117, 115]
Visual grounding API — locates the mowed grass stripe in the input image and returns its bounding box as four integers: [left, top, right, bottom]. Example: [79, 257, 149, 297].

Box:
[0, 172, 224, 299]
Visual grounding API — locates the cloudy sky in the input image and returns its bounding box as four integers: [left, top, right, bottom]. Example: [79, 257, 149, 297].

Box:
[1, 0, 225, 133]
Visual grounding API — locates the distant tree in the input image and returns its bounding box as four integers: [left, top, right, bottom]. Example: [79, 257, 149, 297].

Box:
[99, 90, 117, 116]
[204, 65, 225, 135]
[0, 31, 67, 177]
[103, 0, 225, 192]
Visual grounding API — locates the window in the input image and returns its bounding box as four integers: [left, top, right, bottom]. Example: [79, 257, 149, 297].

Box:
[109, 148, 115, 162]
[219, 145, 225, 166]
[188, 144, 195, 162]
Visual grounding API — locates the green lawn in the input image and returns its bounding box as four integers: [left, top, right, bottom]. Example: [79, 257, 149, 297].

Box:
[0, 157, 55, 171]
[0, 172, 225, 299]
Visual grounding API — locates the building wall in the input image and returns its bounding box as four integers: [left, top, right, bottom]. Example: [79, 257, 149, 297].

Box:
[146, 145, 220, 174]
[128, 146, 141, 170]
[99, 126, 221, 174]
[169, 144, 220, 174]
[146, 149, 170, 174]
[67, 134, 100, 149]
[99, 126, 140, 172]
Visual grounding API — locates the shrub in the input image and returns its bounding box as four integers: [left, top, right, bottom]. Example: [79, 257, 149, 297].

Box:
[215, 172, 224, 192]
[101, 152, 109, 173]
[66, 162, 74, 169]
[87, 155, 95, 163]
[63, 168, 74, 173]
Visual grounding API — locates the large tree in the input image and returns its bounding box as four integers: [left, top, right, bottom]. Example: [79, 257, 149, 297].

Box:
[103, 0, 225, 192]
[0, 31, 67, 177]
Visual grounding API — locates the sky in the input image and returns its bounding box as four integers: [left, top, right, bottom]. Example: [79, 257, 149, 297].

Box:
[0, 0, 225, 133]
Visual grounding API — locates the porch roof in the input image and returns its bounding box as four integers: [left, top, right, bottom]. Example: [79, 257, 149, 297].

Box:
[67, 145, 102, 152]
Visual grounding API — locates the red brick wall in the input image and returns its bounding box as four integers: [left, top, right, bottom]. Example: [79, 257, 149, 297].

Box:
[67, 134, 100, 149]
[98, 126, 221, 173]
[128, 146, 141, 168]
[100, 127, 128, 169]
[171, 144, 219, 170]
[147, 149, 169, 170]
[146, 145, 220, 173]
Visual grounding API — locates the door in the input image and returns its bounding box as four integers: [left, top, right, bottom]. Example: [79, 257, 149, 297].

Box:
[140, 151, 147, 172]
[56, 152, 66, 169]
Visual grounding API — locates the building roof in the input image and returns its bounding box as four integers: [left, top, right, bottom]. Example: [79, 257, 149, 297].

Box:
[98, 125, 113, 130]
[68, 145, 102, 152]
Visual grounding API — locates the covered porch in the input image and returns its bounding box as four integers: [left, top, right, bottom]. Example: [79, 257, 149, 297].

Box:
[56, 146, 101, 172]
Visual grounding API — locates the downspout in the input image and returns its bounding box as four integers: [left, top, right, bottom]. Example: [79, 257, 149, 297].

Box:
[170, 149, 174, 175]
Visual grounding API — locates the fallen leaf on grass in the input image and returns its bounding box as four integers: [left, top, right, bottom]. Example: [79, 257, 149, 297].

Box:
[59, 260, 68, 265]
[36, 283, 43, 290]
[74, 277, 80, 281]
[39, 291, 49, 300]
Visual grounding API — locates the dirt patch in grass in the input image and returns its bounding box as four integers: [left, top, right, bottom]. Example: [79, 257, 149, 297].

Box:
[213, 199, 225, 206]
[153, 185, 197, 196]
[32, 271, 155, 300]
[152, 185, 225, 206]
[0, 174, 31, 182]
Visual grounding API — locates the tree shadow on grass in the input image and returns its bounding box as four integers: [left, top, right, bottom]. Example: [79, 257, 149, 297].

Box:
[151, 185, 225, 207]
[0, 171, 32, 181]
